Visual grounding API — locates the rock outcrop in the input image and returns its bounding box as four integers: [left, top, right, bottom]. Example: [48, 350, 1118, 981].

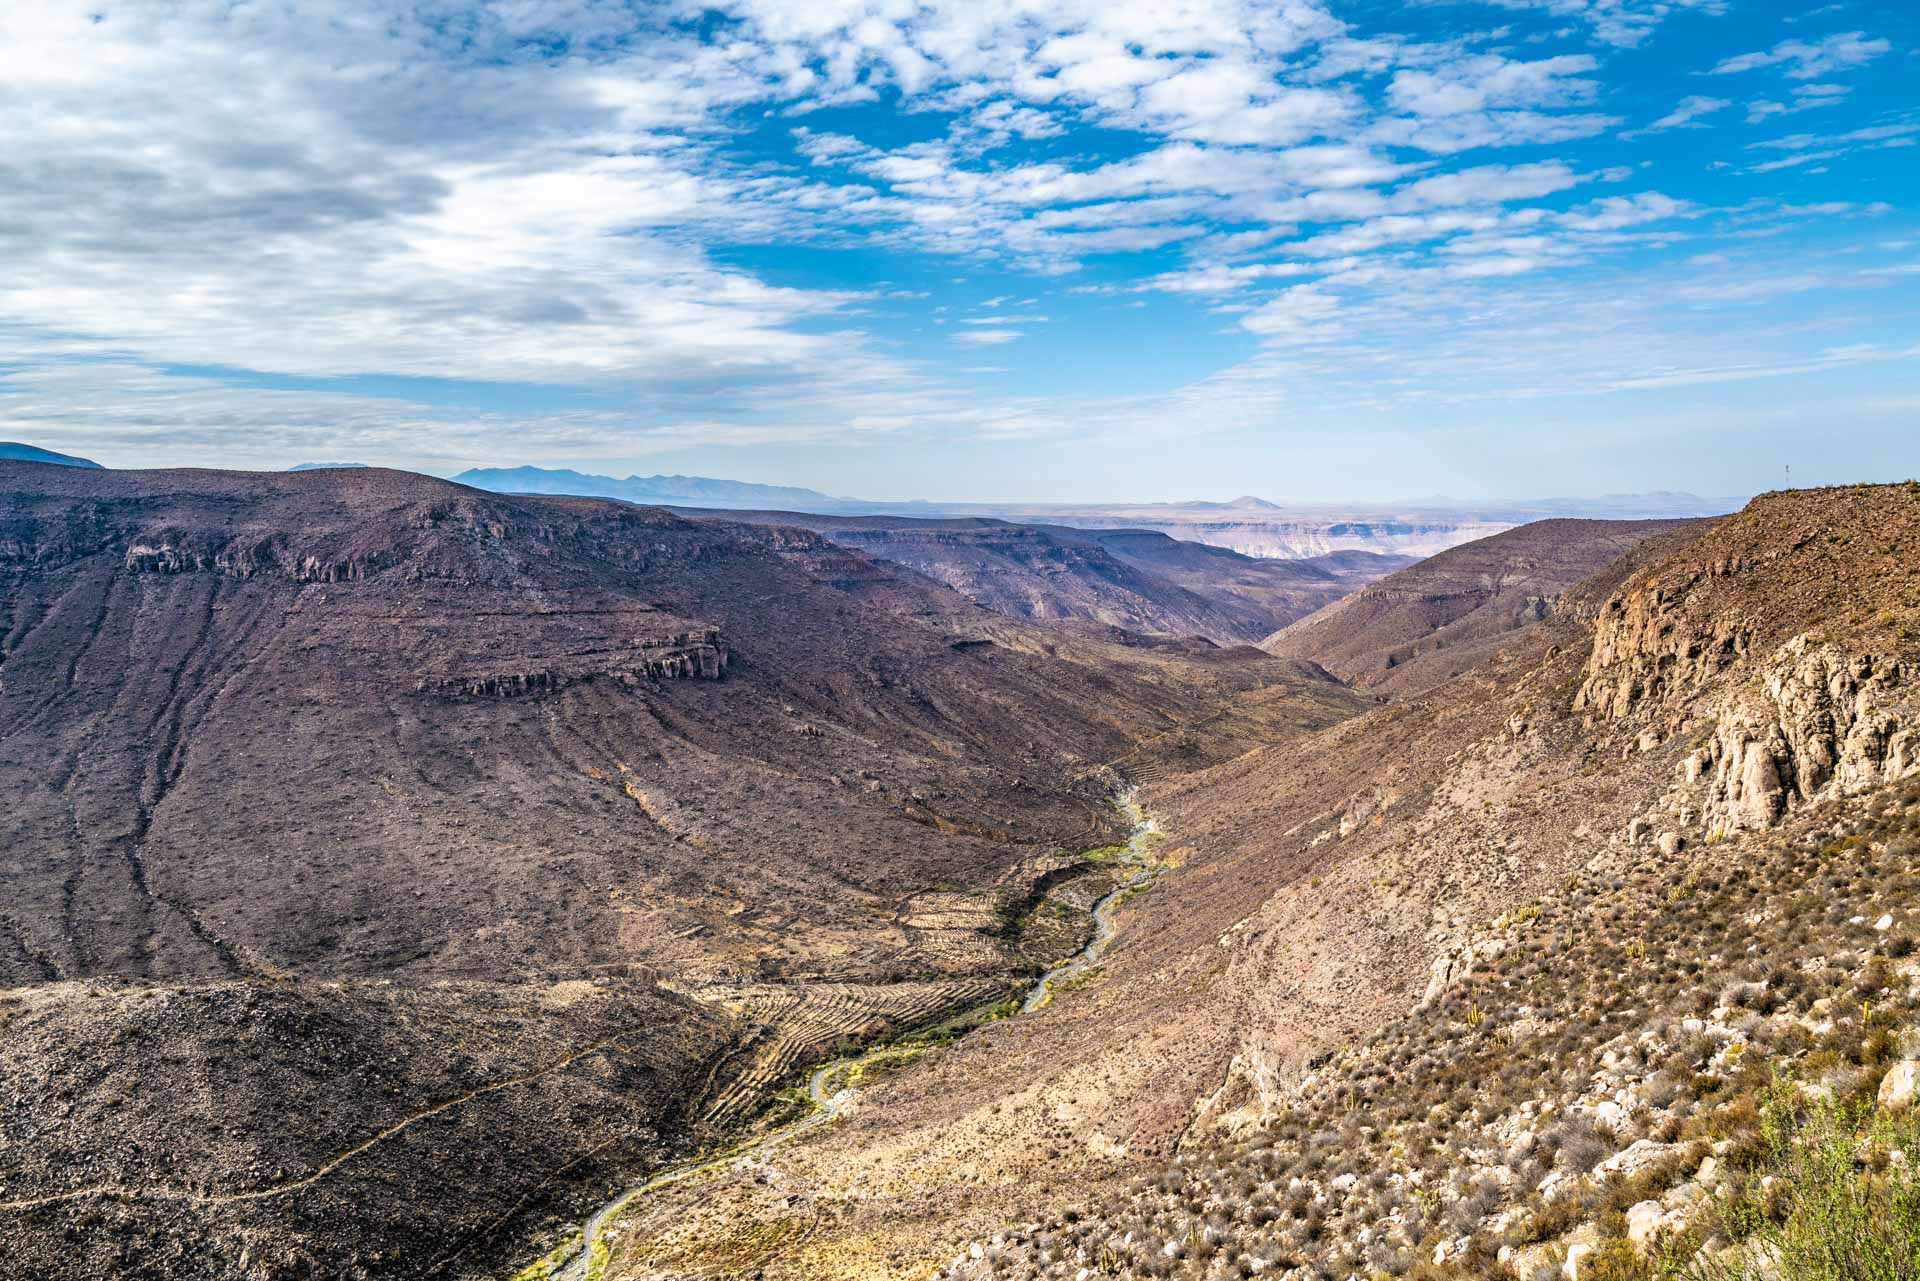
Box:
[1575, 487, 1920, 835]
[1694, 639, 1916, 834]
[416, 632, 730, 697]
[1881, 1060, 1919, 1112]
[1581, 622, 1916, 837]
[125, 536, 401, 582]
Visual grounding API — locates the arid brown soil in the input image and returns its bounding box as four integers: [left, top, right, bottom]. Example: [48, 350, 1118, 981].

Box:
[599, 486, 1918, 1281]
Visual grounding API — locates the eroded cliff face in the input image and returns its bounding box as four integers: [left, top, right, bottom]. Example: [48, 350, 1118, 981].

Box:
[1575, 515, 1919, 837]
[1573, 558, 1756, 718]
[415, 631, 731, 697]
[126, 536, 401, 582]
[1691, 640, 1916, 834]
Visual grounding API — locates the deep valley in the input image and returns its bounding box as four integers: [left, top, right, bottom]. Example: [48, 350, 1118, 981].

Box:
[1, 465, 1915, 1281]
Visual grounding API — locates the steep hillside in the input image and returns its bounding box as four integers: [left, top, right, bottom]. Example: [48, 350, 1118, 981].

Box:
[927, 484, 1920, 1280]
[1261, 518, 1707, 697]
[942, 482, 1920, 1277]
[0, 462, 1365, 1280]
[592, 486, 1918, 1281]
[674, 510, 1408, 645]
[949, 784, 1920, 1281]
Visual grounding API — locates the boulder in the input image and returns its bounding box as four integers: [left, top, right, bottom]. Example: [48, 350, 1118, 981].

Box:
[1879, 1061, 1919, 1112]
[1499, 1243, 1560, 1281]
[1596, 1139, 1676, 1181]
[1627, 1200, 1666, 1248]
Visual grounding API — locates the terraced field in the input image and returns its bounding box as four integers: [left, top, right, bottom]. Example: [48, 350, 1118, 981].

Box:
[694, 979, 1015, 1127]
[891, 891, 1017, 973]
[514, 794, 1165, 1281]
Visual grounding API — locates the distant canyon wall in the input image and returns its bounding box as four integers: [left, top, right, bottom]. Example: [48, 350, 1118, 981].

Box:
[1038, 517, 1517, 560]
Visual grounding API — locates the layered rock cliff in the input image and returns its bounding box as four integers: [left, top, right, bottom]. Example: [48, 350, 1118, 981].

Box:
[416, 631, 730, 697]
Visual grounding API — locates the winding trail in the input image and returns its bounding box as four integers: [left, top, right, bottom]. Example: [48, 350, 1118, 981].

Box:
[541, 791, 1160, 1281]
[0, 1033, 649, 1213]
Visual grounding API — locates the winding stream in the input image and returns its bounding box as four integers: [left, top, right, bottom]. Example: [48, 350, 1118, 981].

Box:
[534, 791, 1160, 1281]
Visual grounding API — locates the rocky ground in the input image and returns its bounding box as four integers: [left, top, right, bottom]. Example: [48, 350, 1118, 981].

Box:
[2, 470, 1908, 1281]
[942, 784, 1920, 1280]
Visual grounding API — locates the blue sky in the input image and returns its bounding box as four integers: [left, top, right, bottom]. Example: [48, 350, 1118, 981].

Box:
[0, 0, 1914, 501]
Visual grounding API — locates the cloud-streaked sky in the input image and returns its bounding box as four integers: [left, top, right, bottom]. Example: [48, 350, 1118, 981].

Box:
[0, 0, 1914, 501]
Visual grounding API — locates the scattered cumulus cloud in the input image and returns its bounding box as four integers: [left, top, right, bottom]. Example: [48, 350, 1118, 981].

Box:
[1711, 31, 1891, 79]
[1626, 94, 1730, 136]
[0, 0, 1910, 477]
[1462, 0, 1730, 48]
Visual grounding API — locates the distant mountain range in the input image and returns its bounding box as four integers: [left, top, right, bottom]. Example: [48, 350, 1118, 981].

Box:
[453, 464, 1744, 560]
[0, 452, 1745, 562]
[452, 465, 857, 511]
[0, 442, 102, 469]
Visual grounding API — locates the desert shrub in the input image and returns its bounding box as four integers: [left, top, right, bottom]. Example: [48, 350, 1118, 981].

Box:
[1711, 1080, 1920, 1280]
[1556, 1118, 1611, 1175]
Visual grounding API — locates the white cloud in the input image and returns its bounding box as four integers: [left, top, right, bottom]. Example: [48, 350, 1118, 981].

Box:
[1368, 109, 1618, 154]
[1391, 161, 1583, 210]
[1288, 210, 1504, 258]
[0, 0, 1899, 478]
[1464, 0, 1730, 48]
[1743, 122, 1920, 172]
[1554, 192, 1693, 231]
[1711, 31, 1891, 79]
[1629, 94, 1730, 135]
[1386, 54, 1599, 118]
[1745, 82, 1854, 124]
[1240, 285, 1343, 341]
[1136, 262, 1324, 294]
[966, 100, 1066, 140]
[0, 3, 901, 395]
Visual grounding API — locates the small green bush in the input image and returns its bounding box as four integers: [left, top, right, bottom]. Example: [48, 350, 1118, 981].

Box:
[1711, 1079, 1920, 1280]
